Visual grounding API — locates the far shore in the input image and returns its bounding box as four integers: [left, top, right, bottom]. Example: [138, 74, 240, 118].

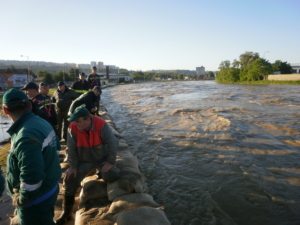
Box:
[1, 79, 300, 107]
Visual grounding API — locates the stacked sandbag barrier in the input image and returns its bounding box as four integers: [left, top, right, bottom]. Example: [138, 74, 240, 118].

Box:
[56, 105, 171, 225]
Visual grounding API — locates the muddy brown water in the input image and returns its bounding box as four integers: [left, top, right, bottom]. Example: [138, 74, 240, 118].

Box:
[101, 81, 300, 225]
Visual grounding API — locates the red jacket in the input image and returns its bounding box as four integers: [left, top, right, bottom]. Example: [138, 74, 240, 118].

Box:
[67, 116, 117, 168]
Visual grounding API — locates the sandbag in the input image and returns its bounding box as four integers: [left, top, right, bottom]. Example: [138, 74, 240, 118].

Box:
[108, 193, 160, 215]
[79, 179, 107, 208]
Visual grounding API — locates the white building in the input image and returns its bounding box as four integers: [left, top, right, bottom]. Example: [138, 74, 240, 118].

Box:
[90, 61, 97, 67]
[97, 61, 105, 69]
[291, 63, 300, 73]
[8, 74, 34, 88]
[196, 66, 205, 76]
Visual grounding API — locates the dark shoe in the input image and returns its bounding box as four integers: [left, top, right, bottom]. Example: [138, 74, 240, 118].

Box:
[56, 195, 75, 225]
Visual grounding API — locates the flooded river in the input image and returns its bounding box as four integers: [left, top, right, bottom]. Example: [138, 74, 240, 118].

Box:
[101, 81, 300, 225]
[0, 81, 299, 225]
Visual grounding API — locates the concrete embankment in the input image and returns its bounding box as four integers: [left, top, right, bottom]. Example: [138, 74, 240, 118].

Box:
[1, 104, 171, 225]
[268, 74, 300, 81]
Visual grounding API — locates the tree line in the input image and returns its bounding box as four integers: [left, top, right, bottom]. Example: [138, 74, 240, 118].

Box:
[216, 52, 293, 82]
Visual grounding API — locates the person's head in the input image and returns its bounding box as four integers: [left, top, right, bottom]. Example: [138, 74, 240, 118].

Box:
[79, 72, 86, 81]
[39, 82, 49, 95]
[57, 81, 66, 92]
[68, 105, 91, 131]
[2, 88, 32, 120]
[21, 82, 39, 99]
[92, 66, 97, 74]
[92, 86, 101, 96]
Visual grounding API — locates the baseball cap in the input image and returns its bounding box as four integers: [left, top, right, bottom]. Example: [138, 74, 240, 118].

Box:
[2, 88, 29, 107]
[57, 81, 65, 86]
[21, 82, 39, 90]
[68, 104, 90, 122]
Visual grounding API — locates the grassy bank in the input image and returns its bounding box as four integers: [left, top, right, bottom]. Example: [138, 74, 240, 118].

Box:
[217, 80, 300, 85]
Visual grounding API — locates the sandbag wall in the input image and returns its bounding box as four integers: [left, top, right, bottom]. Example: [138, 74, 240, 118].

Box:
[58, 106, 171, 225]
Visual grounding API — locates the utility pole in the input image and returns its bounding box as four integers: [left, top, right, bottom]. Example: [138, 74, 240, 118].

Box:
[20, 55, 30, 82]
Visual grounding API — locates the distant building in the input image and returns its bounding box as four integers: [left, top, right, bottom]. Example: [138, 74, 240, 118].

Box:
[90, 61, 97, 67]
[8, 74, 34, 88]
[97, 61, 105, 70]
[196, 66, 205, 76]
[291, 63, 300, 73]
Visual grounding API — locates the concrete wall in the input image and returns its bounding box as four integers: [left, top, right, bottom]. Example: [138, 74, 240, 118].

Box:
[268, 74, 300, 81]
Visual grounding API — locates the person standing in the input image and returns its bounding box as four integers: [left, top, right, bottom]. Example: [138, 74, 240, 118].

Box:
[87, 66, 102, 89]
[56, 105, 119, 225]
[38, 82, 58, 131]
[71, 72, 90, 91]
[2, 88, 61, 225]
[68, 86, 101, 115]
[53, 81, 79, 141]
[21, 82, 47, 117]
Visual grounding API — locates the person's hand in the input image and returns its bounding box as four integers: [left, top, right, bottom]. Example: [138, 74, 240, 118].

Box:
[66, 167, 77, 180]
[101, 162, 113, 173]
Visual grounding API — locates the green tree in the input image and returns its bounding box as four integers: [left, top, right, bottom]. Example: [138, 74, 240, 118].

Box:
[218, 60, 231, 69]
[53, 71, 65, 82]
[131, 71, 145, 80]
[38, 71, 55, 84]
[272, 60, 293, 74]
[240, 58, 272, 81]
[239, 52, 260, 68]
[69, 68, 79, 81]
[216, 67, 240, 82]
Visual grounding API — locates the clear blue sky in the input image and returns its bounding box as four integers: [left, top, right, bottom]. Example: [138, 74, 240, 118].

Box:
[0, 0, 299, 71]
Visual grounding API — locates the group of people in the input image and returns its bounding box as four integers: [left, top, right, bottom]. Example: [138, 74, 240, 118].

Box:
[0, 66, 120, 225]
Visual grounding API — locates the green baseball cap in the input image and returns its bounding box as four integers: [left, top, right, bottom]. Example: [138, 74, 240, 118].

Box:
[68, 104, 89, 122]
[2, 88, 29, 106]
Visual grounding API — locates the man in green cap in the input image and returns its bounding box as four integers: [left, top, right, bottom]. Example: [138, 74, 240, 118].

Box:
[56, 104, 119, 225]
[2, 88, 61, 225]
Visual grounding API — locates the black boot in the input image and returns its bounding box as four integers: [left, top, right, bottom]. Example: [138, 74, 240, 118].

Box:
[56, 195, 75, 225]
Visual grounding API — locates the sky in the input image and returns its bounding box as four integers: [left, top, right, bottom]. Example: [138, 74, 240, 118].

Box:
[0, 0, 299, 71]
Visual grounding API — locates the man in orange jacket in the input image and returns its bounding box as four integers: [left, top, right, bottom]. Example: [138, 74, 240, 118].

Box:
[56, 105, 119, 225]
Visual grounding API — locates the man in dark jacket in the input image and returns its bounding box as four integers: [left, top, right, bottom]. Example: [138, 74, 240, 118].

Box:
[87, 66, 102, 89]
[53, 81, 79, 141]
[71, 72, 90, 91]
[38, 82, 58, 131]
[56, 105, 119, 225]
[2, 88, 61, 225]
[68, 86, 101, 115]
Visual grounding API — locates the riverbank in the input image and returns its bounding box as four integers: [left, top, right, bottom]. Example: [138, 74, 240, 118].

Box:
[217, 79, 300, 85]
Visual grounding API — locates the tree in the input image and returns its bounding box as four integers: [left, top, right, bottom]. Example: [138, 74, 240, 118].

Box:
[216, 67, 240, 82]
[240, 58, 272, 81]
[131, 71, 145, 81]
[218, 60, 231, 70]
[239, 52, 260, 68]
[272, 60, 293, 74]
[38, 71, 55, 84]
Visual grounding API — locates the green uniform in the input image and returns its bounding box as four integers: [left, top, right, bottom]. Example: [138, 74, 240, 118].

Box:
[53, 87, 79, 140]
[6, 112, 61, 225]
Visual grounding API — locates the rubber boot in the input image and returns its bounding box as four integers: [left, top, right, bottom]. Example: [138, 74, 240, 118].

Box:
[56, 195, 75, 225]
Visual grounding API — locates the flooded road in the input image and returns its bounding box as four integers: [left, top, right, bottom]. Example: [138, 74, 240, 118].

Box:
[101, 81, 300, 225]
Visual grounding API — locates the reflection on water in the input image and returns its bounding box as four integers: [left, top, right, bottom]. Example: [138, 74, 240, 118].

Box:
[0, 116, 11, 143]
[102, 81, 300, 225]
